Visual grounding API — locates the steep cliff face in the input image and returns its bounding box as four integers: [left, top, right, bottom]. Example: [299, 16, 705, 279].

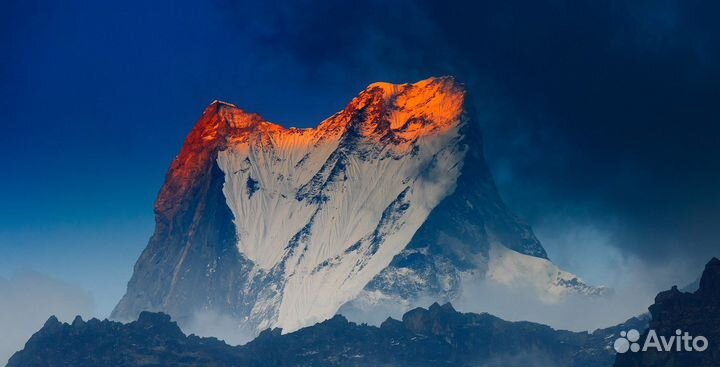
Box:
[112, 77, 602, 334]
[111, 100, 259, 330]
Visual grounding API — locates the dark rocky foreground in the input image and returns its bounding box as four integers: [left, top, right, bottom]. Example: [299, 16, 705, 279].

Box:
[9, 302, 637, 367]
[10, 257, 719, 367]
[614, 257, 720, 367]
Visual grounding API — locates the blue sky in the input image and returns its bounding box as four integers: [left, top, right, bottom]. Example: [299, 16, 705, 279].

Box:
[1, 0, 371, 315]
[2, 0, 719, 318]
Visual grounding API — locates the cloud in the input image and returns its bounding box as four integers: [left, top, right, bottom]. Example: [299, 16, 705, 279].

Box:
[450, 217, 709, 332]
[213, 0, 720, 280]
[181, 309, 256, 346]
[452, 251, 705, 333]
[452, 278, 651, 333]
[0, 271, 94, 365]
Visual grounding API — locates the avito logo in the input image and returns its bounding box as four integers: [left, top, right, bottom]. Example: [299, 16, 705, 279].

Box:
[614, 329, 709, 353]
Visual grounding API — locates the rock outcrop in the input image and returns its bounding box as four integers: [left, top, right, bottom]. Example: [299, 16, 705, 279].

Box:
[614, 258, 720, 367]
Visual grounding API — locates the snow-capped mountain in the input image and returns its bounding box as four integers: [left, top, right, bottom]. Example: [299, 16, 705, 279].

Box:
[111, 77, 605, 334]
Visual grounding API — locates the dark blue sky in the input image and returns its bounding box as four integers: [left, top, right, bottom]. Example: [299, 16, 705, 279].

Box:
[1, 0, 374, 314]
[2, 0, 719, 317]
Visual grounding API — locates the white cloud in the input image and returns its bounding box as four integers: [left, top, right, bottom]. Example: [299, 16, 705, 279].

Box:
[181, 310, 255, 346]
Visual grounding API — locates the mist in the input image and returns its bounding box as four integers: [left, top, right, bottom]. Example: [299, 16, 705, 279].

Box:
[0, 271, 94, 365]
[213, 0, 720, 283]
[338, 221, 710, 334]
[181, 309, 256, 346]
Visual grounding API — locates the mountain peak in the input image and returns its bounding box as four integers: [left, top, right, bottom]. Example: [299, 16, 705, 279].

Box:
[355, 76, 465, 132]
[209, 99, 237, 108]
[192, 76, 465, 146]
[698, 257, 720, 299]
[366, 76, 458, 99]
[114, 76, 593, 338]
[201, 100, 267, 132]
[42, 315, 61, 330]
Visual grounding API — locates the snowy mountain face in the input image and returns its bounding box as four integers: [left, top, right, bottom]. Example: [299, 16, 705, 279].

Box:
[111, 77, 605, 334]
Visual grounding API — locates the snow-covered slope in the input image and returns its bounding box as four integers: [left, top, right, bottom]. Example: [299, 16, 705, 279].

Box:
[112, 77, 605, 335]
[215, 78, 467, 330]
[486, 244, 607, 300]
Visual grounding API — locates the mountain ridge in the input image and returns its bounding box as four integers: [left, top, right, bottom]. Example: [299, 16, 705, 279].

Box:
[112, 76, 602, 336]
[29, 255, 720, 367]
[10, 301, 636, 367]
[24, 254, 720, 367]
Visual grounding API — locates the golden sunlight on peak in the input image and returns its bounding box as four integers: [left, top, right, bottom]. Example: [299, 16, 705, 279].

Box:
[381, 76, 465, 131]
[196, 76, 465, 147]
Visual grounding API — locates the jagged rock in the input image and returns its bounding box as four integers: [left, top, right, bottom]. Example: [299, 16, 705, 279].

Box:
[614, 258, 720, 367]
[9, 303, 629, 367]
